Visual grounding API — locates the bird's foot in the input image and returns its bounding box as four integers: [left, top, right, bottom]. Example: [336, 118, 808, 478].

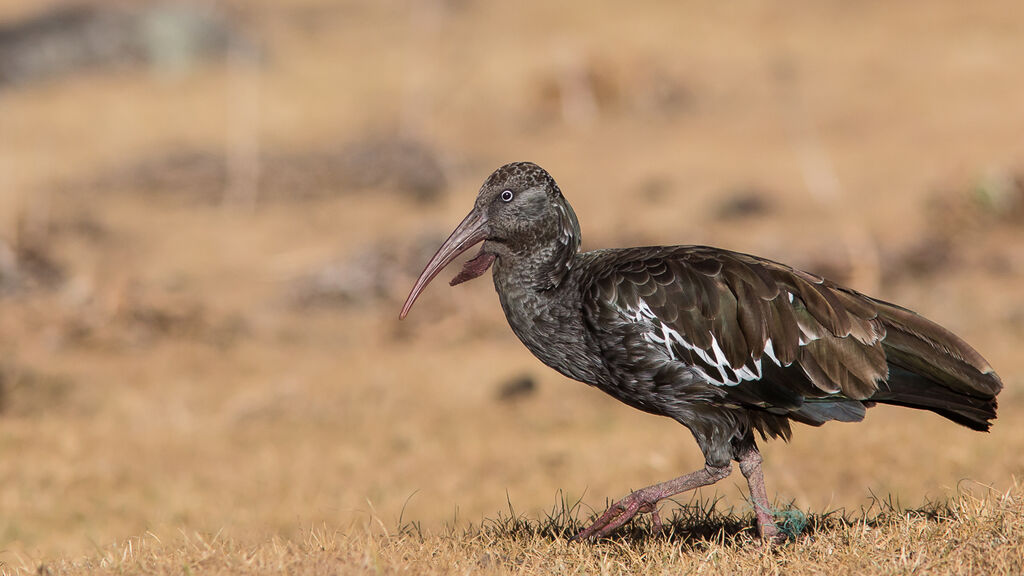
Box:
[570, 465, 731, 542]
[571, 488, 661, 541]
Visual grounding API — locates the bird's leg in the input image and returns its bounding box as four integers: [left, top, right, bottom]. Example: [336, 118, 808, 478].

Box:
[736, 442, 782, 543]
[572, 463, 731, 541]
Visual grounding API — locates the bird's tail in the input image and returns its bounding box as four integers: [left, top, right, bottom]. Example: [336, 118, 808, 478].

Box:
[871, 366, 998, 431]
[870, 300, 1002, 431]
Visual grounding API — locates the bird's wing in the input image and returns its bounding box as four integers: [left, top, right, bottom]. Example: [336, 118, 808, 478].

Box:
[580, 246, 891, 410]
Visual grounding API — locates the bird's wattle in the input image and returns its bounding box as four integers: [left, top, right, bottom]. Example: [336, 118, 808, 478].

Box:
[450, 249, 496, 286]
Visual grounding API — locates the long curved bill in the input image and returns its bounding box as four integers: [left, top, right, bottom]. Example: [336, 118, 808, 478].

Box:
[399, 208, 489, 319]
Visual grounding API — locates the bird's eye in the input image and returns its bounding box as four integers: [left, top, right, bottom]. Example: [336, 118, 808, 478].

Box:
[500, 190, 514, 202]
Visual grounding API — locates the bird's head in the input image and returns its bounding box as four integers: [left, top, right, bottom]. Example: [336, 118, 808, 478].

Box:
[400, 161, 580, 319]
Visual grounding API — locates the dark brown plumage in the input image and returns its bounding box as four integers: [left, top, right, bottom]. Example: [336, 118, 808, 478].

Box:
[400, 161, 1002, 542]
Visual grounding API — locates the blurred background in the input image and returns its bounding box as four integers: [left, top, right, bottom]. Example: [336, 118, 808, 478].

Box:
[1, 0, 1023, 562]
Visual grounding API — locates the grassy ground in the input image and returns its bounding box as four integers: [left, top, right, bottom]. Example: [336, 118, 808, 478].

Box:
[17, 486, 1024, 575]
[2, 0, 1024, 574]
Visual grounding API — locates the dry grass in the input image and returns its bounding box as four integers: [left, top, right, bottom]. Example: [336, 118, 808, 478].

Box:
[2, 0, 1024, 574]
[11, 486, 1022, 575]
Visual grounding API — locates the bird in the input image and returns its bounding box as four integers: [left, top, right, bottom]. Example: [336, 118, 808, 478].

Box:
[399, 161, 1003, 542]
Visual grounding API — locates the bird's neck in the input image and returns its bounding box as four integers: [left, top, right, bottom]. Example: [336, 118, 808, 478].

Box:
[491, 241, 577, 293]
[490, 243, 580, 341]
[490, 246, 604, 384]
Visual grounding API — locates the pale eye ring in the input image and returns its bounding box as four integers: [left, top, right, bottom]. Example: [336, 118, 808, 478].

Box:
[500, 190, 514, 202]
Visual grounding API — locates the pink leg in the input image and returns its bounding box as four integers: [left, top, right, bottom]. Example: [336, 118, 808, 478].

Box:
[572, 464, 732, 541]
[737, 444, 783, 542]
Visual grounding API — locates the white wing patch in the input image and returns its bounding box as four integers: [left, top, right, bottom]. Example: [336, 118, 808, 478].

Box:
[630, 299, 785, 387]
[763, 338, 781, 366]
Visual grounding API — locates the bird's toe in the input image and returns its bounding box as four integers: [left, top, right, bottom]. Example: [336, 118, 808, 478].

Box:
[572, 491, 663, 541]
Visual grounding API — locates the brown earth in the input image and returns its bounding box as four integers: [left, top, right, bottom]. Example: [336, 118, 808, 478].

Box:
[1, 0, 1023, 569]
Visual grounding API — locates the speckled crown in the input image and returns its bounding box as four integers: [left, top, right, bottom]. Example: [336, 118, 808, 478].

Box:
[483, 161, 562, 196]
